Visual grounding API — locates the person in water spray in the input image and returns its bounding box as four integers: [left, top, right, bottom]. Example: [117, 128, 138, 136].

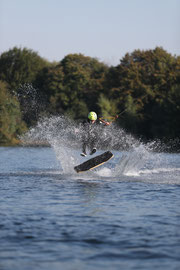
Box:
[81, 111, 111, 157]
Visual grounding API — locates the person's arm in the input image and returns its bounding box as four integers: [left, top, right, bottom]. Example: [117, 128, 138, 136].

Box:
[99, 115, 118, 125]
[99, 118, 110, 126]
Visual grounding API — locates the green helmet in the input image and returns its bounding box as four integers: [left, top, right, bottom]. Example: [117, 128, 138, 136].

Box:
[88, 111, 97, 121]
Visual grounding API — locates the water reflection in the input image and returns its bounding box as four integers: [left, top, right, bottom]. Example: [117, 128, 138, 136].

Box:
[77, 179, 107, 216]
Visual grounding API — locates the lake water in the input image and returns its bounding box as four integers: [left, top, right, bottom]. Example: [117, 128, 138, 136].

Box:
[0, 145, 180, 270]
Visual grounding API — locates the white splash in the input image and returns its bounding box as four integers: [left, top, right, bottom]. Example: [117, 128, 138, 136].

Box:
[21, 115, 156, 176]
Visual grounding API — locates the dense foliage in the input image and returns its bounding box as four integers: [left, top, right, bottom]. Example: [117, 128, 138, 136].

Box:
[0, 80, 26, 145]
[0, 46, 179, 146]
[105, 48, 180, 139]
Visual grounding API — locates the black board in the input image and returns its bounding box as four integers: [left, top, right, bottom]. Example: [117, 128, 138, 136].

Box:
[74, 151, 113, 173]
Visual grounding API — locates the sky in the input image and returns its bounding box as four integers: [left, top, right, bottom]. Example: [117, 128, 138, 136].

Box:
[0, 0, 179, 66]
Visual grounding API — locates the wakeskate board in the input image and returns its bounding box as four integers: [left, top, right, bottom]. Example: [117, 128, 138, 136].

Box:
[74, 151, 113, 173]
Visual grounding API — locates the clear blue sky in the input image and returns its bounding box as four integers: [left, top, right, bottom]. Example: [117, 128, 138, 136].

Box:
[0, 0, 179, 65]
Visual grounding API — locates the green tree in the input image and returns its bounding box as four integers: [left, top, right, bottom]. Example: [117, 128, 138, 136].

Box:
[35, 64, 65, 114]
[105, 47, 180, 139]
[60, 54, 108, 115]
[0, 47, 49, 91]
[0, 80, 26, 145]
[97, 94, 118, 119]
[122, 95, 139, 133]
[35, 54, 108, 118]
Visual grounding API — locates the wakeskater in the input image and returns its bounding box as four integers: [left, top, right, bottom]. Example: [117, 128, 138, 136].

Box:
[80, 111, 111, 157]
[74, 111, 118, 173]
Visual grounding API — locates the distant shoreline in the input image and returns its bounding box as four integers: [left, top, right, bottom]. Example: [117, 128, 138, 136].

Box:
[1, 142, 179, 153]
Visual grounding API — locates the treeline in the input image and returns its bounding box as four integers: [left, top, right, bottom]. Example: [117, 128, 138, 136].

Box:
[0, 46, 180, 146]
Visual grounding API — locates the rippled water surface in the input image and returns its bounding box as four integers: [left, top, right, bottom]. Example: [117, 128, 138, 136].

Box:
[0, 147, 180, 270]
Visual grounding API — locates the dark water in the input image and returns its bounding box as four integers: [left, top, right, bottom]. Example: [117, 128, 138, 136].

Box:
[0, 147, 180, 270]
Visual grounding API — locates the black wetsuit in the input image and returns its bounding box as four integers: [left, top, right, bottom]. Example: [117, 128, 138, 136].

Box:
[81, 119, 101, 154]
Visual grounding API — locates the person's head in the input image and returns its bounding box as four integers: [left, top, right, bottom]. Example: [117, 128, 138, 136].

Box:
[88, 111, 97, 123]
